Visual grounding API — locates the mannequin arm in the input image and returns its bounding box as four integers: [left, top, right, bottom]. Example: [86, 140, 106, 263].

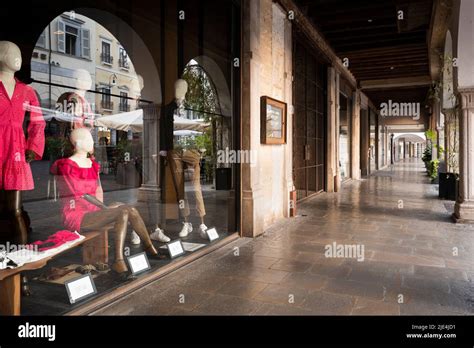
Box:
[26, 87, 46, 160]
[95, 183, 104, 203]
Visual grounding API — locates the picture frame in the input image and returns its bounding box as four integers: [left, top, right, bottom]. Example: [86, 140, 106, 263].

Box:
[260, 96, 287, 145]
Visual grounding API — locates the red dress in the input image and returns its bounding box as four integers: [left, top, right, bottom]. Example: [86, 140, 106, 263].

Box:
[51, 158, 101, 232]
[0, 78, 46, 190]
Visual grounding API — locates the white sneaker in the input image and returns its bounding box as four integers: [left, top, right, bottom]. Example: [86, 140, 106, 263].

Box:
[199, 224, 208, 239]
[150, 227, 171, 243]
[130, 230, 141, 245]
[179, 222, 193, 237]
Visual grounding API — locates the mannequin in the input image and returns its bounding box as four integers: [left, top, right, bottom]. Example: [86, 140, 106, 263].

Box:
[51, 128, 158, 273]
[128, 75, 171, 244]
[56, 69, 94, 131]
[0, 41, 46, 295]
[160, 79, 208, 238]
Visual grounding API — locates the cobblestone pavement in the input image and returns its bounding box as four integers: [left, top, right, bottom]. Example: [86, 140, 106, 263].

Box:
[94, 158, 474, 315]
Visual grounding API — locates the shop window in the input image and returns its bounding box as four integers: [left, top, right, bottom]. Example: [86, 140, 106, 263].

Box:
[14, 2, 240, 315]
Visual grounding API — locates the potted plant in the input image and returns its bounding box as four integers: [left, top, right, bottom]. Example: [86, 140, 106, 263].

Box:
[439, 110, 460, 200]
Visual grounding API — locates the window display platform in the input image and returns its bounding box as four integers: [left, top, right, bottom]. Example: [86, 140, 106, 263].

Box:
[9, 183, 237, 316]
[18, 229, 237, 316]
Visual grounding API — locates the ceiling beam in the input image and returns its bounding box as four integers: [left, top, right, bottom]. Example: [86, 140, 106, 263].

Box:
[360, 76, 432, 89]
[277, 0, 357, 88]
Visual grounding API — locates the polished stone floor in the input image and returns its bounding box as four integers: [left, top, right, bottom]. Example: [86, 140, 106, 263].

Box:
[94, 158, 474, 315]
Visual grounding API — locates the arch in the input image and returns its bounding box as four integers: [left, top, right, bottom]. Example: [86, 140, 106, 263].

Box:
[187, 56, 232, 117]
[30, 8, 162, 105]
[442, 30, 455, 110]
[394, 134, 426, 143]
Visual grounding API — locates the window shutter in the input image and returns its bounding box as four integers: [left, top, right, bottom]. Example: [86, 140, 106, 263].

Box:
[37, 30, 46, 48]
[81, 28, 90, 59]
[57, 20, 65, 53]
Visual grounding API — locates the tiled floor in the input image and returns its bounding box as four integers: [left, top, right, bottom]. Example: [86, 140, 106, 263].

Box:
[94, 158, 474, 315]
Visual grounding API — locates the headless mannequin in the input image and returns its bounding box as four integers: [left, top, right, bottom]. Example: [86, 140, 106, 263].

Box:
[67, 129, 158, 273]
[69, 69, 93, 129]
[161, 80, 206, 228]
[0, 41, 37, 295]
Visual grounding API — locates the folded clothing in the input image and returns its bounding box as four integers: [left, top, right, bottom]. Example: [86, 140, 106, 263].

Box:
[0, 231, 85, 270]
[30, 230, 81, 251]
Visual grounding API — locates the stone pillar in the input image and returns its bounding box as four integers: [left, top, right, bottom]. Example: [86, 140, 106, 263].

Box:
[431, 100, 441, 160]
[444, 109, 458, 173]
[351, 90, 361, 179]
[326, 67, 337, 192]
[334, 71, 341, 192]
[137, 103, 161, 226]
[454, 89, 474, 223]
[138, 103, 160, 200]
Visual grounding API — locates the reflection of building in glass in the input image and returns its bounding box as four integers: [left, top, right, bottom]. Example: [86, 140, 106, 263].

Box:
[94, 22, 141, 146]
[31, 12, 97, 138]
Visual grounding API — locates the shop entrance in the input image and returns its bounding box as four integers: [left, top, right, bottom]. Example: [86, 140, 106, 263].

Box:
[292, 34, 327, 201]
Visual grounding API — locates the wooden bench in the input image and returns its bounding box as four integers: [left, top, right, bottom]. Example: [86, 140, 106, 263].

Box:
[0, 230, 108, 316]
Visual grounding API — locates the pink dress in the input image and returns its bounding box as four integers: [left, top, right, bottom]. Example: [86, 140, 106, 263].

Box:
[0, 78, 46, 190]
[51, 158, 101, 232]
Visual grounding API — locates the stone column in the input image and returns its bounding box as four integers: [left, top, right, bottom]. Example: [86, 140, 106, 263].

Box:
[334, 71, 341, 192]
[138, 103, 160, 200]
[138, 103, 161, 226]
[326, 67, 337, 192]
[454, 89, 474, 223]
[351, 90, 361, 179]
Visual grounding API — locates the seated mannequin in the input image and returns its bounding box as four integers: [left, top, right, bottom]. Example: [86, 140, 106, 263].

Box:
[51, 128, 158, 273]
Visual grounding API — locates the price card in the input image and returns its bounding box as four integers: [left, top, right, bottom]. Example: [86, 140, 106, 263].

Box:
[206, 227, 219, 242]
[127, 252, 151, 275]
[65, 274, 97, 304]
[166, 240, 185, 259]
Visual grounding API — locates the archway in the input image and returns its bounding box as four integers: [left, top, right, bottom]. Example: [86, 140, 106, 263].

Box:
[28, 9, 163, 200]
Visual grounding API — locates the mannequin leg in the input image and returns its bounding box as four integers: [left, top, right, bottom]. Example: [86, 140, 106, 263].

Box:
[82, 205, 157, 273]
[6, 191, 29, 245]
[4, 191, 31, 296]
[182, 150, 207, 223]
[127, 207, 158, 255]
[111, 207, 128, 273]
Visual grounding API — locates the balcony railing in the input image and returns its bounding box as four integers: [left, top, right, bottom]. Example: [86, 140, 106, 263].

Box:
[119, 103, 130, 112]
[119, 58, 130, 69]
[101, 53, 113, 64]
[101, 100, 114, 110]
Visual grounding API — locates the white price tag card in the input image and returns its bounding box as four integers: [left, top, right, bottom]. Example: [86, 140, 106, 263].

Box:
[65, 274, 97, 304]
[206, 227, 219, 242]
[127, 252, 151, 275]
[166, 240, 185, 259]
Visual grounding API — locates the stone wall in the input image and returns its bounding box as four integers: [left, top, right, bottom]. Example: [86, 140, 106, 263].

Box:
[242, 0, 293, 237]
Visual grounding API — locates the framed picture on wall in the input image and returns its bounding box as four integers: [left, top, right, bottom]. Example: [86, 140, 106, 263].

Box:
[260, 96, 287, 145]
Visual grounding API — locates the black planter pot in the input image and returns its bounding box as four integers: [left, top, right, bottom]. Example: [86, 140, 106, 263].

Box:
[439, 172, 459, 201]
[215, 168, 232, 190]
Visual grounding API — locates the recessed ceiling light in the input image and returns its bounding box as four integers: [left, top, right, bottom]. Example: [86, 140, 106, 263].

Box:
[368, 19, 373, 23]
[390, 66, 395, 70]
